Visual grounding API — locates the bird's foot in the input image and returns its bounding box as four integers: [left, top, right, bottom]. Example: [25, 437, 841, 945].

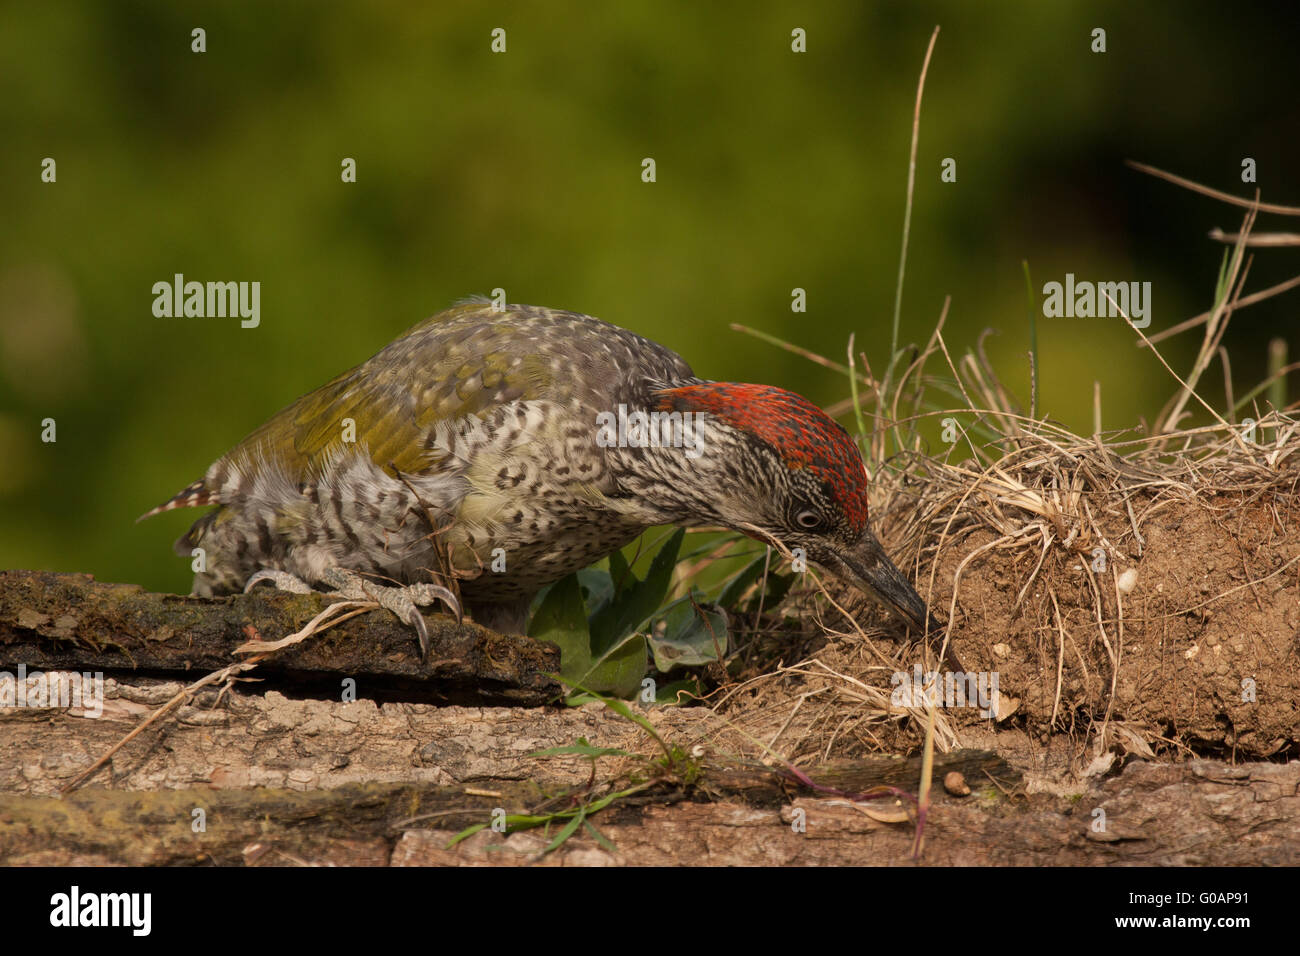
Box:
[318, 568, 461, 660]
[244, 567, 461, 660]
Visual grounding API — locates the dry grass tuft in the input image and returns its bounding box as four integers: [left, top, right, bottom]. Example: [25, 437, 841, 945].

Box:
[717, 167, 1300, 770]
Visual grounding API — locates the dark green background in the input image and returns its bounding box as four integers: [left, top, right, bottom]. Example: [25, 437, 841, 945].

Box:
[2, 1, 1297, 594]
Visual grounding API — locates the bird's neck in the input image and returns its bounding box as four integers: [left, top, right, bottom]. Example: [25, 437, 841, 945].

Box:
[602, 404, 747, 528]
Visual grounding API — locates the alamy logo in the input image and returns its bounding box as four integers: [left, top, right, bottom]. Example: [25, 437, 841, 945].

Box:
[49, 886, 151, 936]
[1042, 273, 1151, 328]
[152, 273, 260, 328]
[595, 404, 705, 459]
[891, 665, 1000, 718]
[0, 664, 103, 718]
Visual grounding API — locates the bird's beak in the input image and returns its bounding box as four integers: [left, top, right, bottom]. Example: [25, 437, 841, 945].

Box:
[829, 532, 940, 637]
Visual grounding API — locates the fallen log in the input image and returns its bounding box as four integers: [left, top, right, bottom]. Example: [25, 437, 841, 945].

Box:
[0, 570, 561, 706]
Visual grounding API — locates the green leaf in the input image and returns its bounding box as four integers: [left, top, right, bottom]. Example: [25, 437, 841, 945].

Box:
[576, 568, 614, 614]
[445, 822, 487, 848]
[528, 572, 593, 676]
[530, 737, 635, 759]
[655, 677, 703, 705]
[576, 631, 647, 699]
[607, 549, 632, 598]
[531, 575, 647, 697]
[589, 527, 684, 651]
[583, 818, 617, 853]
[717, 550, 770, 609]
[754, 570, 795, 611]
[559, 679, 669, 756]
[544, 806, 586, 853]
[648, 594, 728, 672]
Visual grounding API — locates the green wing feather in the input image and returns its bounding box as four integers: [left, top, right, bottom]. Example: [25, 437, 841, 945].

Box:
[223, 303, 559, 481]
[144, 301, 695, 520]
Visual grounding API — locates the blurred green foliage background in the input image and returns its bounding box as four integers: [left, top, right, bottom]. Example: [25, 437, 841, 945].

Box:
[2, 1, 1298, 594]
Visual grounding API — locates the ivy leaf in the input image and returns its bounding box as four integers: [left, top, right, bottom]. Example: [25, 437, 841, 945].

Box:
[648, 594, 728, 672]
[530, 573, 647, 697]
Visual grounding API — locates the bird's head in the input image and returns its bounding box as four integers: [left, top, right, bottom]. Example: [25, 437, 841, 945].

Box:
[648, 383, 937, 636]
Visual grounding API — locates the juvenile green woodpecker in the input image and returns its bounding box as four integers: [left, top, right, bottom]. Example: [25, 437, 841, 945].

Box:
[142, 300, 945, 660]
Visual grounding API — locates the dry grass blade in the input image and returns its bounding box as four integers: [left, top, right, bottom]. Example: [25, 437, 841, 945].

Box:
[1127, 160, 1300, 215]
[1209, 229, 1300, 247]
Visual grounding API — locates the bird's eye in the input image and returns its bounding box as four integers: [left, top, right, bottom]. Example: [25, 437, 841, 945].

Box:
[795, 509, 822, 529]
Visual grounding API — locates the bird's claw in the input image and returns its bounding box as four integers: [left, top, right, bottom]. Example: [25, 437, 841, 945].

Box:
[318, 568, 461, 661]
[406, 582, 463, 625]
[408, 608, 431, 660]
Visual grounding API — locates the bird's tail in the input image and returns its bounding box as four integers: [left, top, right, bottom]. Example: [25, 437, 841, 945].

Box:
[136, 478, 216, 522]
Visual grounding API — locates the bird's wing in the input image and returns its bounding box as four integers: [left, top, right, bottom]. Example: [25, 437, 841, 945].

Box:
[143, 303, 695, 516]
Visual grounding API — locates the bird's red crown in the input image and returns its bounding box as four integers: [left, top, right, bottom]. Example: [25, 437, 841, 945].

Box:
[654, 383, 870, 531]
